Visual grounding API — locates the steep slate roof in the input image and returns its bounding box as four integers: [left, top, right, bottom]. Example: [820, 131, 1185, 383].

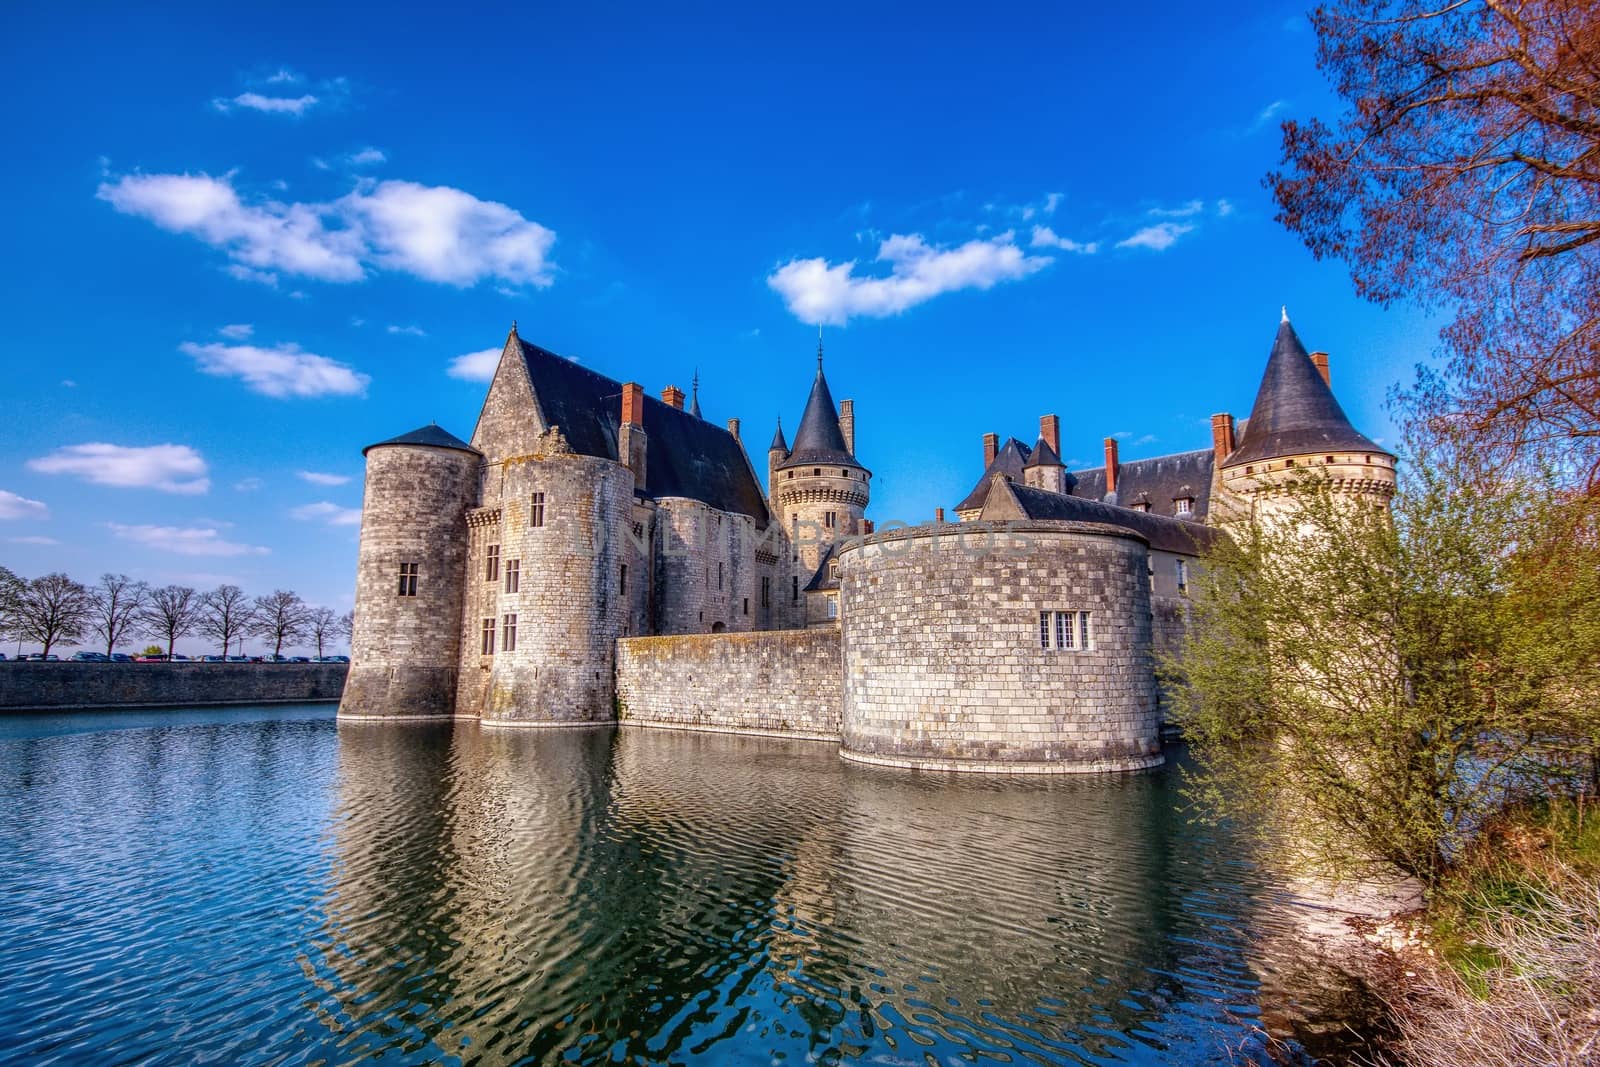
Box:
[804, 542, 841, 592]
[1225, 318, 1390, 467]
[364, 423, 480, 456]
[954, 437, 1033, 512]
[1023, 436, 1064, 468]
[778, 364, 861, 470]
[987, 479, 1221, 555]
[1070, 448, 1215, 521]
[515, 338, 770, 524]
[769, 418, 788, 453]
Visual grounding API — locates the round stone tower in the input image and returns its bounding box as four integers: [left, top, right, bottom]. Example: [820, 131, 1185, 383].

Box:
[339, 424, 481, 722]
[1217, 311, 1396, 523]
[771, 347, 870, 577]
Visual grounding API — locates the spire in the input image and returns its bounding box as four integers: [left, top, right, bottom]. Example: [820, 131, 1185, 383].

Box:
[690, 368, 703, 419]
[769, 416, 788, 454]
[1280, 305, 1289, 324]
[1224, 315, 1391, 467]
[778, 351, 857, 469]
[817, 325, 824, 369]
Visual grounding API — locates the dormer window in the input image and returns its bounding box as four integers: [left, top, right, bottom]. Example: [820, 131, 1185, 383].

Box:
[1175, 498, 1193, 516]
[1131, 502, 1150, 513]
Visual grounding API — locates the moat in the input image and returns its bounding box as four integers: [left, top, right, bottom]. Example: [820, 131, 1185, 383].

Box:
[0, 706, 1384, 1065]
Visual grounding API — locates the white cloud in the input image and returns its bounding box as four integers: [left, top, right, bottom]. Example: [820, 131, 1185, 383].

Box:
[447, 347, 502, 382]
[225, 264, 280, 287]
[98, 172, 557, 289]
[108, 523, 269, 557]
[265, 68, 302, 85]
[0, 490, 49, 520]
[767, 231, 1051, 325]
[348, 147, 386, 166]
[1135, 433, 1158, 445]
[234, 477, 264, 492]
[297, 470, 350, 486]
[1216, 198, 1236, 217]
[1044, 192, 1063, 215]
[60, 379, 76, 388]
[28, 443, 209, 494]
[9, 536, 60, 545]
[219, 323, 254, 339]
[1253, 99, 1287, 130]
[1030, 225, 1099, 254]
[386, 324, 426, 336]
[1115, 222, 1195, 251]
[179, 341, 370, 399]
[1148, 200, 1205, 218]
[213, 92, 319, 116]
[291, 501, 362, 526]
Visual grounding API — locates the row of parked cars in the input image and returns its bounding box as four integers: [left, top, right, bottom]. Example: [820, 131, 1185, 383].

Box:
[2, 652, 350, 663]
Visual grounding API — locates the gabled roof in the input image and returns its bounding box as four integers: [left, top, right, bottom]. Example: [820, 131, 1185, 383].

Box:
[1225, 318, 1389, 467]
[778, 364, 860, 470]
[1071, 448, 1215, 521]
[363, 423, 480, 457]
[1023, 437, 1064, 468]
[985, 478, 1221, 555]
[513, 338, 770, 524]
[954, 437, 1032, 512]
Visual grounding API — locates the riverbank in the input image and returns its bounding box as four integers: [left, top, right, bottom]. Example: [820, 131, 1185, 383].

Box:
[0, 661, 347, 711]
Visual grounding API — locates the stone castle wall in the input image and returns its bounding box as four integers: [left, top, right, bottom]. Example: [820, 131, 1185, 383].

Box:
[615, 629, 842, 741]
[1, 662, 347, 712]
[836, 521, 1163, 773]
[341, 444, 479, 721]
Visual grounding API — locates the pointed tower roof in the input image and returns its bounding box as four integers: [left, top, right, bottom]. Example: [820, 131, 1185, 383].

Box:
[769, 417, 788, 454]
[689, 370, 703, 419]
[1023, 436, 1064, 468]
[1224, 314, 1390, 467]
[363, 423, 480, 456]
[777, 354, 859, 469]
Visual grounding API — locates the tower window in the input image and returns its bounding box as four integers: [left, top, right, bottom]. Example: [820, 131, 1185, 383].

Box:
[743, 597, 749, 615]
[761, 575, 770, 608]
[1285, 458, 1296, 467]
[826, 596, 838, 619]
[529, 492, 546, 527]
[824, 511, 836, 529]
[502, 613, 517, 652]
[1040, 610, 1093, 651]
[398, 562, 418, 598]
[814, 468, 820, 476]
[620, 563, 628, 595]
[1327, 456, 1336, 464]
[504, 558, 520, 593]
[486, 544, 500, 581]
[481, 617, 495, 655]
[1245, 466, 1254, 475]
[717, 561, 724, 590]
[1176, 559, 1189, 596]
[792, 576, 799, 603]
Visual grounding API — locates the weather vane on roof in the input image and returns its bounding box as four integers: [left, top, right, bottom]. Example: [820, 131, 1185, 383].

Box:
[817, 324, 824, 368]
[1281, 305, 1289, 324]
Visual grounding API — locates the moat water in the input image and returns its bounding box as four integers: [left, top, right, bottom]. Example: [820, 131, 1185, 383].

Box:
[0, 706, 1385, 1065]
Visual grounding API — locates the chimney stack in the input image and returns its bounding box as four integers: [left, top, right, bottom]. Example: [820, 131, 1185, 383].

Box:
[1310, 351, 1330, 387]
[935, 507, 945, 523]
[1209, 413, 1236, 464]
[726, 417, 740, 442]
[983, 432, 999, 467]
[661, 384, 685, 410]
[1039, 414, 1060, 457]
[1103, 437, 1120, 501]
[619, 382, 648, 483]
[838, 399, 855, 454]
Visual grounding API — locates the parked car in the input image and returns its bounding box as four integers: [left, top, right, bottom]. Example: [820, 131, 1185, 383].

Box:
[71, 652, 108, 662]
[109, 653, 133, 663]
[170, 654, 191, 663]
[23, 653, 60, 662]
[315, 655, 350, 663]
[226, 655, 250, 663]
[133, 654, 168, 663]
[201, 655, 226, 663]
[289, 656, 311, 663]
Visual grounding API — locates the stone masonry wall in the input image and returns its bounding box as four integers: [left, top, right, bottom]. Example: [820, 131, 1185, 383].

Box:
[837, 521, 1163, 773]
[1, 662, 347, 711]
[615, 629, 842, 741]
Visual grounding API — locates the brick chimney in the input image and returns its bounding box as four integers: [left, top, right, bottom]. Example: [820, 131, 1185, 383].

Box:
[661, 384, 685, 410]
[1210, 413, 1236, 464]
[619, 382, 648, 483]
[1310, 351, 1330, 387]
[838, 399, 855, 454]
[935, 507, 945, 523]
[1103, 436, 1120, 501]
[1039, 414, 1060, 456]
[983, 432, 999, 467]
[726, 417, 740, 442]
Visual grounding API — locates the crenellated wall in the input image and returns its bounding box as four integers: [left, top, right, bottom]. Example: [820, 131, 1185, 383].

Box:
[615, 629, 841, 741]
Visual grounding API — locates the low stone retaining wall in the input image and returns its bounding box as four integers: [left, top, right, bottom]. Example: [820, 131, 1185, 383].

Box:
[0, 662, 348, 711]
[615, 629, 841, 741]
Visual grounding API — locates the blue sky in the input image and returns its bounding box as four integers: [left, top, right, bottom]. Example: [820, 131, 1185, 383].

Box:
[1, 0, 1438, 632]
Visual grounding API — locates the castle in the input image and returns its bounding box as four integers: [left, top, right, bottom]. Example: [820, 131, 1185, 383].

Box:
[340, 312, 1395, 773]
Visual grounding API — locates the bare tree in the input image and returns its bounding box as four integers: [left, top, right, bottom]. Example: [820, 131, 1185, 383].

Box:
[88, 573, 147, 658]
[141, 585, 199, 660]
[338, 608, 354, 645]
[251, 590, 309, 659]
[197, 584, 255, 657]
[16, 573, 91, 657]
[304, 606, 339, 659]
[1268, 0, 1600, 489]
[0, 565, 23, 645]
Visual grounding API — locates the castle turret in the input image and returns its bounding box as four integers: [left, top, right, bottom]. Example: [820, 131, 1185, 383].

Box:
[767, 417, 788, 516]
[1023, 413, 1067, 494]
[773, 344, 870, 576]
[340, 424, 481, 721]
[1217, 310, 1396, 521]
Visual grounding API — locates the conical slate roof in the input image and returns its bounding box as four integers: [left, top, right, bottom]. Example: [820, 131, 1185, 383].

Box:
[1225, 317, 1389, 467]
[363, 423, 480, 456]
[769, 418, 788, 453]
[1023, 436, 1064, 468]
[778, 364, 859, 469]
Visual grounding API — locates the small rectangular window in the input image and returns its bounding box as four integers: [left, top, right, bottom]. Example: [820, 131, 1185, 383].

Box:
[1056, 611, 1075, 650]
[502, 613, 517, 652]
[1175, 498, 1192, 515]
[504, 558, 519, 593]
[761, 575, 770, 608]
[1175, 559, 1188, 596]
[743, 597, 749, 615]
[529, 492, 545, 527]
[619, 563, 628, 595]
[792, 576, 799, 603]
[826, 596, 838, 619]
[824, 511, 836, 529]
[1079, 611, 1092, 650]
[1039, 611, 1051, 650]
[481, 617, 495, 655]
[398, 562, 419, 598]
[486, 544, 500, 582]
[717, 561, 724, 590]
